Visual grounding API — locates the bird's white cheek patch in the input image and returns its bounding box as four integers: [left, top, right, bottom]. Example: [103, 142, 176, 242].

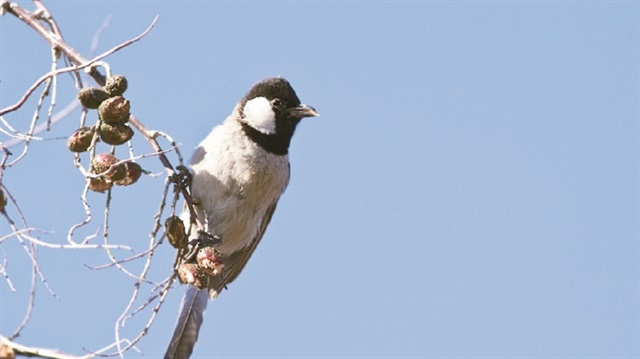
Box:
[242, 97, 277, 134]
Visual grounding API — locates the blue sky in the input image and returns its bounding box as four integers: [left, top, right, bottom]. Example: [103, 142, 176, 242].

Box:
[1, 1, 638, 358]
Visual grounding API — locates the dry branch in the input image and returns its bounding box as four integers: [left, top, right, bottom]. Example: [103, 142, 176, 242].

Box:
[0, 2, 195, 357]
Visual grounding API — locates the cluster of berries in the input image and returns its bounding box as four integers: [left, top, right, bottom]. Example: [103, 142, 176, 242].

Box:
[165, 216, 225, 289]
[68, 75, 142, 192]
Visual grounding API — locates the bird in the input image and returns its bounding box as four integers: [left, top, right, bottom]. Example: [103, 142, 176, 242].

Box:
[164, 77, 318, 359]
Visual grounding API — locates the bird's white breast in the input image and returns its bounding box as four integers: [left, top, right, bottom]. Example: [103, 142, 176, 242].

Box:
[188, 113, 290, 256]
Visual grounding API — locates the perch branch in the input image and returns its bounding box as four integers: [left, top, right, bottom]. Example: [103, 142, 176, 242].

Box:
[3, 2, 202, 229]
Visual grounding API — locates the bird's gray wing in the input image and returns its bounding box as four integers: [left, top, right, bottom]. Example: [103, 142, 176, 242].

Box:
[164, 201, 280, 359]
[207, 201, 279, 296]
[164, 286, 208, 359]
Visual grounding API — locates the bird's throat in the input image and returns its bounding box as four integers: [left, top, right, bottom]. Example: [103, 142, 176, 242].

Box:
[240, 121, 292, 156]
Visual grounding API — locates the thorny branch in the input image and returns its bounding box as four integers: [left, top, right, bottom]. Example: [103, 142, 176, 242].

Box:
[0, 1, 198, 358]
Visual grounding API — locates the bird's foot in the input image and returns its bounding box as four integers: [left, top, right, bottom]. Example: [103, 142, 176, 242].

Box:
[170, 165, 192, 191]
[175, 231, 224, 287]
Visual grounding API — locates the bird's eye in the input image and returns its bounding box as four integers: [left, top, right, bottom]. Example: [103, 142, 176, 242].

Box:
[271, 98, 284, 111]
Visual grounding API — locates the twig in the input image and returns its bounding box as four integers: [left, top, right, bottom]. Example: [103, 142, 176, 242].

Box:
[90, 16, 113, 56]
[109, 175, 179, 357]
[84, 242, 161, 271]
[46, 47, 60, 130]
[2, 1, 103, 83]
[3, 71, 54, 167]
[129, 116, 202, 228]
[0, 117, 37, 141]
[0, 184, 127, 250]
[122, 275, 173, 326]
[86, 177, 173, 271]
[0, 253, 16, 292]
[0, 3, 195, 357]
[0, 12, 158, 117]
[33, 0, 65, 46]
[0, 64, 71, 117]
[3, 2, 202, 230]
[67, 184, 96, 245]
[0, 184, 60, 300]
[10, 256, 37, 339]
[0, 228, 49, 244]
[109, 275, 175, 358]
[3, 99, 80, 148]
[0, 335, 134, 359]
[100, 188, 150, 281]
[3, 223, 130, 250]
[0, 336, 75, 359]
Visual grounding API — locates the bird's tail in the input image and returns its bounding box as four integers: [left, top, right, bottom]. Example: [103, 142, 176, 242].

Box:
[164, 287, 209, 359]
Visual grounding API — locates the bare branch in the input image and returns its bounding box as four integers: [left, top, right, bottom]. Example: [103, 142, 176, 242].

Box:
[99, 188, 150, 281]
[45, 47, 60, 130]
[0, 3, 189, 357]
[33, 0, 65, 45]
[1, 2, 85, 66]
[84, 242, 161, 271]
[0, 253, 16, 292]
[3, 2, 202, 230]
[3, 71, 55, 168]
[3, 98, 79, 148]
[67, 184, 97, 245]
[110, 275, 175, 358]
[10, 257, 37, 339]
[0, 14, 159, 117]
[90, 16, 113, 56]
[0, 185, 129, 250]
[129, 116, 202, 229]
[9, 226, 131, 250]
[0, 335, 136, 359]
[0, 336, 75, 359]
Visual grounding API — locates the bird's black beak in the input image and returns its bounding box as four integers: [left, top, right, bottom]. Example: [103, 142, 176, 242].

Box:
[287, 104, 319, 119]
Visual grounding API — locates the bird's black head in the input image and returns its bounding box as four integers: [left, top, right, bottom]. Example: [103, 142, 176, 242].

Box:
[238, 77, 318, 155]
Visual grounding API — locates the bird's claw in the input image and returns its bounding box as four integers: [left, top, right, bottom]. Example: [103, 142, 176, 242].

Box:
[178, 231, 222, 265]
[171, 165, 192, 192]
